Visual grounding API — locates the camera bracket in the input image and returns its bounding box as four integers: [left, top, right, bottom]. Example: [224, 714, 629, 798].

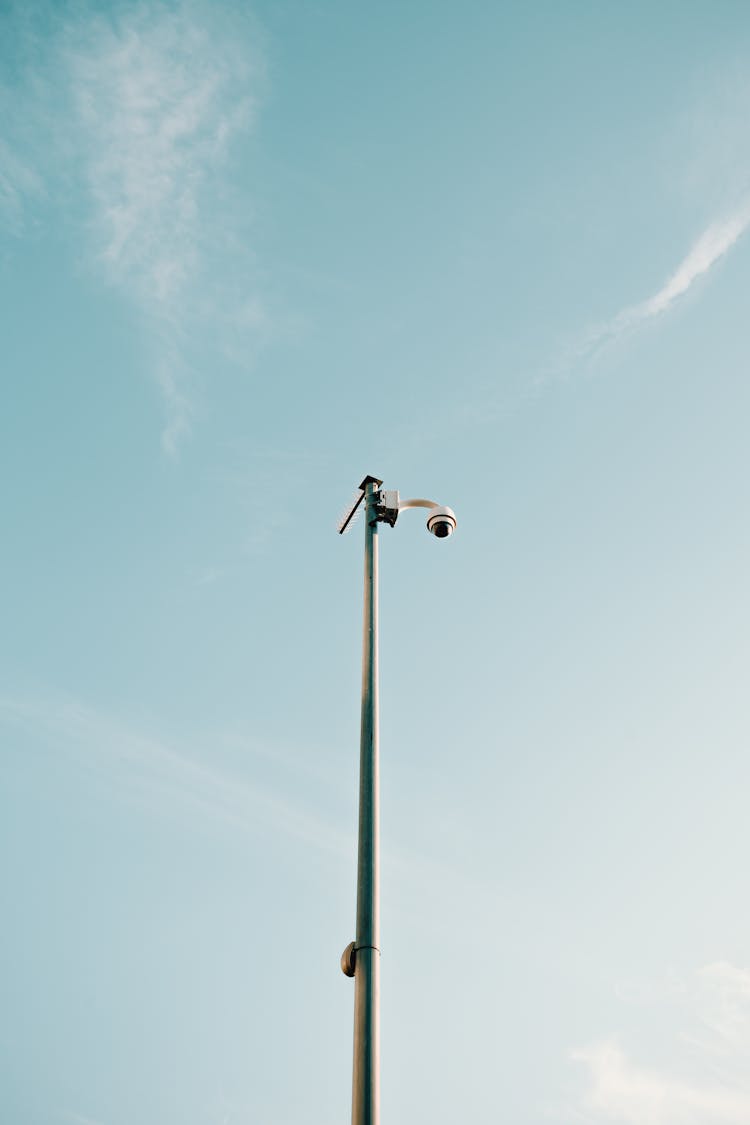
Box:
[372, 489, 400, 527]
[340, 940, 356, 977]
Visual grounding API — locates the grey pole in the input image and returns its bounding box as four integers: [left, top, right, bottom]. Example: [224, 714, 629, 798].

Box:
[339, 476, 455, 1123]
[352, 476, 381, 1125]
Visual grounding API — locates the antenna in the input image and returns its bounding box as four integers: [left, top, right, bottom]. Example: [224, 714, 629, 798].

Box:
[337, 475, 383, 534]
[337, 489, 365, 534]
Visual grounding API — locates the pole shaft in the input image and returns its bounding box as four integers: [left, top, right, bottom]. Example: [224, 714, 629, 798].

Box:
[351, 481, 380, 1125]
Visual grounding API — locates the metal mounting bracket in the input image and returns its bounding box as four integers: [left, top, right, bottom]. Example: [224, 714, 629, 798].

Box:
[340, 940, 356, 978]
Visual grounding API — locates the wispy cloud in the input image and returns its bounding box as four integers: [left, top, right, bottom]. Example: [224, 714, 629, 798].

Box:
[579, 202, 750, 362]
[65, 1113, 107, 1125]
[0, 1, 265, 453]
[0, 691, 490, 914]
[566, 963, 750, 1124]
[569, 1039, 750, 1124]
[0, 694, 347, 855]
[639, 209, 750, 316]
[0, 136, 45, 236]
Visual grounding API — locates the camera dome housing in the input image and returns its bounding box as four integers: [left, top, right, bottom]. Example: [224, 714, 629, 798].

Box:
[426, 506, 457, 539]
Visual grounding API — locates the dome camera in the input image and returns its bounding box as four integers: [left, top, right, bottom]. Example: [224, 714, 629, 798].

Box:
[426, 506, 457, 539]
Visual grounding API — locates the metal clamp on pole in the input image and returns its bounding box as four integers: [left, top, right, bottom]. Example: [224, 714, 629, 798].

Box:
[341, 941, 356, 978]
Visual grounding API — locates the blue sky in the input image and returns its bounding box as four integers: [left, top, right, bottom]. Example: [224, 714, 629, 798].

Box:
[2, 2, 750, 1123]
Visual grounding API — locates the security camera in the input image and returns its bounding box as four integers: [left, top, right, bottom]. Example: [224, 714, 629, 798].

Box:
[426, 506, 457, 539]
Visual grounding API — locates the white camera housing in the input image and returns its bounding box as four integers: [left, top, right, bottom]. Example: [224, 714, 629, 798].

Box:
[426, 506, 457, 539]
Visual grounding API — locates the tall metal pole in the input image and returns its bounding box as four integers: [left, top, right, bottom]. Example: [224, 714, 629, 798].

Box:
[340, 476, 455, 1119]
[352, 477, 380, 1125]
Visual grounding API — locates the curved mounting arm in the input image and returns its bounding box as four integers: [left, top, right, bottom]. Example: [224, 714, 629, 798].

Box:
[398, 498, 440, 512]
[372, 489, 455, 534]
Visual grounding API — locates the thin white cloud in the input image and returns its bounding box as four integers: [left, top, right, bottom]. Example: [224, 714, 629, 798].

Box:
[65, 1113, 107, 1125]
[68, 2, 263, 453]
[0, 691, 490, 915]
[67, 4, 256, 297]
[0, 137, 45, 236]
[0, 1, 265, 453]
[0, 695, 347, 856]
[567, 963, 750, 1125]
[641, 209, 750, 316]
[580, 202, 750, 360]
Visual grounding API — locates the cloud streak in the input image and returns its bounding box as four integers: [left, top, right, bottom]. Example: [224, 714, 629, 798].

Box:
[69, 2, 263, 453]
[0, 695, 347, 856]
[579, 203, 750, 361]
[640, 209, 750, 317]
[0, 1, 265, 453]
[0, 690, 491, 915]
